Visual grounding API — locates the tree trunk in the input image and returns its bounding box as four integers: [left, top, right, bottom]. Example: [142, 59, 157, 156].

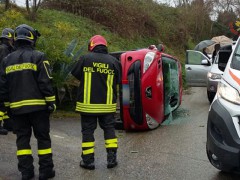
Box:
[5, 0, 10, 10]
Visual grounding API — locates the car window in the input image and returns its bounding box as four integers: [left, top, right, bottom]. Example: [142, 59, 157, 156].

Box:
[187, 51, 208, 65]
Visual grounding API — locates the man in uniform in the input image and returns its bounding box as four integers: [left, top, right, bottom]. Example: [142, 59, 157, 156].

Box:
[71, 35, 121, 170]
[0, 24, 56, 180]
[0, 27, 14, 135]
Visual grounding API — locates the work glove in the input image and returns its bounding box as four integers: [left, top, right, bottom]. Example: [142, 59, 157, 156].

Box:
[47, 102, 56, 113]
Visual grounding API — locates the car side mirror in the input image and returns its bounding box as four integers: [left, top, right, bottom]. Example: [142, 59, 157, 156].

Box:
[201, 59, 210, 66]
[218, 50, 232, 72]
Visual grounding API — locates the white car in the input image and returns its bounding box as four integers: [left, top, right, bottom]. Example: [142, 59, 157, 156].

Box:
[185, 44, 234, 102]
[185, 50, 212, 87]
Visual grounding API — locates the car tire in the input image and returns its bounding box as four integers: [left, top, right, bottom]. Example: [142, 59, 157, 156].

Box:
[207, 91, 215, 103]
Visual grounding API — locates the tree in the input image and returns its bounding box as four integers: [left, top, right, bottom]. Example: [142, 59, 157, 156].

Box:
[5, 0, 10, 10]
[26, 0, 42, 20]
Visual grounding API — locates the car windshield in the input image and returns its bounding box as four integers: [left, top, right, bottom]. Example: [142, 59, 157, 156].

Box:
[231, 41, 240, 70]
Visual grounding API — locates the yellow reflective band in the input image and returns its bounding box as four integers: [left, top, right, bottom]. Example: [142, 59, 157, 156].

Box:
[10, 99, 46, 108]
[6, 63, 37, 74]
[0, 117, 3, 121]
[3, 115, 9, 119]
[82, 142, 95, 148]
[38, 148, 52, 155]
[83, 148, 94, 155]
[45, 96, 56, 102]
[76, 102, 116, 113]
[105, 144, 118, 148]
[17, 149, 32, 156]
[105, 138, 118, 144]
[106, 74, 114, 104]
[76, 102, 116, 108]
[4, 102, 10, 107]
[83, 72, 92, 104]
[0, 111, 4, 116]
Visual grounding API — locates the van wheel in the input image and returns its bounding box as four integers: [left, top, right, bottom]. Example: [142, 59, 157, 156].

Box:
[207, 91, 215, 103]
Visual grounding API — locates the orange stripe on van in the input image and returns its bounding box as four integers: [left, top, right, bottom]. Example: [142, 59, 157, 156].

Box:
[229, 69, 240, 85]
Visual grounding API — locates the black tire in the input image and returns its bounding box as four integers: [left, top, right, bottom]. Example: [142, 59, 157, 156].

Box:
[207, 91, 215, 103]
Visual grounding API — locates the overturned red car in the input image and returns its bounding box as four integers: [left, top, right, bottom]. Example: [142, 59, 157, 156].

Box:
[111, 45, 183, 131]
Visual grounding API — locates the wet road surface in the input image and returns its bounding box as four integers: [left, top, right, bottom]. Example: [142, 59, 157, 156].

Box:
[1, 87, 240, 180]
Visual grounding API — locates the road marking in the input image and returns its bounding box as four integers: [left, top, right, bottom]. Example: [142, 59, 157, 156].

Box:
[52, 135, 65, 139]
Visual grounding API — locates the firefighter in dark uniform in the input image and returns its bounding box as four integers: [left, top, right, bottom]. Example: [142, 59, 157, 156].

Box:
[0, 24, 56, 180]
[0, 28, 14, 135]
[71, 35, 121, 170]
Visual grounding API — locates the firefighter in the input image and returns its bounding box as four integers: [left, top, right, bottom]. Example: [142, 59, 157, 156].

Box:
[0, 27, 14, 135]
[0, 24, 56, 180]
[71, 35, 121, 170]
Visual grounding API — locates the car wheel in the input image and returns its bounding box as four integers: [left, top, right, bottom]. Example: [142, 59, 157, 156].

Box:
[207, 91, 215, 103]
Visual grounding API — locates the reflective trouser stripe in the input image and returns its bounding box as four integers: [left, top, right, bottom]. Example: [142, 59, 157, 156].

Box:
[83, 148, 94, 155]
[0, 111, 4, 116]
[82, 142, 95, 148]
[17, 149, 32, 156]
[3, 112, 9, 119]
[0, 111, 4, 121]
[38, 148, 52, 155]
[105, 138, 118, 148]
[4, 102, 10, 107]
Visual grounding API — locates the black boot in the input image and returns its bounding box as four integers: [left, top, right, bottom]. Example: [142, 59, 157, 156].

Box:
[107, 149, 118, 168]
[22, 171, 34, 180]
[80, 160, 95, 170]
[0, 124, 8, 135]
[39, 170, 55, 180]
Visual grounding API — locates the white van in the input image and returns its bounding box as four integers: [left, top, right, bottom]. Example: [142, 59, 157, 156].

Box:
[206, 38, 240, 173]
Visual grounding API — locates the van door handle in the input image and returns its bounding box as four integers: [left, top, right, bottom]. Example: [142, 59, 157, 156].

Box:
[186, 67, 192, 70]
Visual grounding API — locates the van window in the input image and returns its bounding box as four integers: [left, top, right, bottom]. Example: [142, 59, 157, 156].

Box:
[231, 41, 240, 70]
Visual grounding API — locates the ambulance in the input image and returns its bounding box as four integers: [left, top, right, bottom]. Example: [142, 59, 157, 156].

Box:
[111, 45, 183, 130]
[206, 37, 240, 172]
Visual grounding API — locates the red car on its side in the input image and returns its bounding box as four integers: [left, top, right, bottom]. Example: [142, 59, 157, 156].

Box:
[111, 45, 182, 131]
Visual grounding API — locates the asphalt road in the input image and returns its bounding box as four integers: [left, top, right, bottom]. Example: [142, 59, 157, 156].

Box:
[1, 87, 240, 180]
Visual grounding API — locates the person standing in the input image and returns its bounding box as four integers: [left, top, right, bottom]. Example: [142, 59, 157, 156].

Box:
[71, 35, 121, 170]
[212, 43, 220, 63]
[0, 24, 56, 180]
[0, 27, 14, 135]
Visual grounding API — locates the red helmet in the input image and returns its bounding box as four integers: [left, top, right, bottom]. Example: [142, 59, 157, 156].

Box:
[88, 35, 107, 51]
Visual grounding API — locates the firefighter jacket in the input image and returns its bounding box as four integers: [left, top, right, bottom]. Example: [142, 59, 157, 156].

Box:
[0, 45, 55, 115]
[71, 45, 121, 115]
[0, 43, 13, 63]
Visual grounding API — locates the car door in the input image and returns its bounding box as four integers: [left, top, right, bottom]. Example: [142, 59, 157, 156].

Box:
[185, 50, 212, 86]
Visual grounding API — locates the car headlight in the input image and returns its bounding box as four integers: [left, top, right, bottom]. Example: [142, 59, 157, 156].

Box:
[146, 113, 159, 129]
[217, 81, 240, 104]
[207, 72, 222, 80]
[143, 52, 155, 73]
